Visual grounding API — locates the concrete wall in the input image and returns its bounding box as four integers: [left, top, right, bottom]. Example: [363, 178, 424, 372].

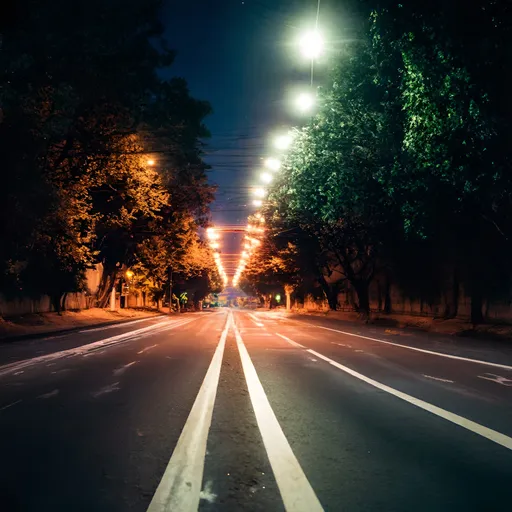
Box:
[295, 279, 512, 323]
[0, 292, 89, 317]
[0, 264, 102, 317]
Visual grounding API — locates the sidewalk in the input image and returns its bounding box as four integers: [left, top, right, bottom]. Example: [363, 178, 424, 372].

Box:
[288, 309, 512, 341]
[0, 308, 162, 342]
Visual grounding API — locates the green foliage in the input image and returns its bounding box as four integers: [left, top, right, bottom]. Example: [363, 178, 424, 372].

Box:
[246, 2, 512, 322]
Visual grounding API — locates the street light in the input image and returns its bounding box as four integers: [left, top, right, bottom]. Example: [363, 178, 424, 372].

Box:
[126, 270, 134, 279]
[206, 228, 219, 240]
[264, 157, 281, 171]
[253, 188, 266, 198]
[147, 159, 155, 166]
[274, 134, 293, 151]
[295, 92, 315, 113]
[252, 199, 263, 207]
[299, 30, 324, 59]
[260, 172, 273, 184]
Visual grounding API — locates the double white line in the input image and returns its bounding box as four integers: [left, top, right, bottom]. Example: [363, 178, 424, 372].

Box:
[147, 311, 323, 512]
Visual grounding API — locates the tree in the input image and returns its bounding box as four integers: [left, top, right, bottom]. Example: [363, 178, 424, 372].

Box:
[267, 42, 400, 317]
[370, 1, 512, 323]
[0, 0, 218, 310]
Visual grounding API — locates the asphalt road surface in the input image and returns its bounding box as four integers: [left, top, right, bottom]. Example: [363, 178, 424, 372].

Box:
[0, 309, 511, 511]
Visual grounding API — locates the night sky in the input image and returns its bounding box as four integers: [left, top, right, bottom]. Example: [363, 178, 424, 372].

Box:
[163, 0, 360, 267]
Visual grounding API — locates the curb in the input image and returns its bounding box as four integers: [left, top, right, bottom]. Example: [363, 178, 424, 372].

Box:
[0, 313, 165, 344]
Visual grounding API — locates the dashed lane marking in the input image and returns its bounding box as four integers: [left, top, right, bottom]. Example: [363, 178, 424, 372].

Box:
[311, 325, 512, 371]
[423, 375, 455, 384]
[247, 312, 265, 327]
[113, 361, 138, 376]
[92, 382, 120, 398]
[278, 334, 512, 452]
[0, 399, 22, 412]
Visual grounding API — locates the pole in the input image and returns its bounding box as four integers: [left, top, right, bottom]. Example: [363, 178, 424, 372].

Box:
[168, 266, 173, 315]
[110, 283, 116, 311]
[311, 0, 321, 87]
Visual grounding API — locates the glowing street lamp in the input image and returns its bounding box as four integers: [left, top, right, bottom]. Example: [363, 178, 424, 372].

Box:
[295, 92, 315, 113]
[253, 188, 266, 198]
[206, 228, 219, 240]
[274, 134, 292, 151]
[126, 270, 134, 279]
[264, 157, 281, 171]
[252, 199, 263, 207]
[260, 172, 273, 184]
[299, 30, 324, 60]
[147, 159, 155, 166]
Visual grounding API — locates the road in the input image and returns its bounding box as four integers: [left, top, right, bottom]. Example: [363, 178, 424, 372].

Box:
[0, 309, 511, 511]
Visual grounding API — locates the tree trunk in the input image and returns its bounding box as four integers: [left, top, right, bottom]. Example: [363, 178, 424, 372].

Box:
[318, 276, 337, 311]
[353, 280, 370, 322]
[60, 292, 68, 312]
[97, 268, 118, 308]
[451, 270, 459, 318]
[284, 285, 294, 312]
[377, 281, 382, 312]
[470, 286, 484, 324]
[51, 293, 62, 315]
[384, 276, 392, 314]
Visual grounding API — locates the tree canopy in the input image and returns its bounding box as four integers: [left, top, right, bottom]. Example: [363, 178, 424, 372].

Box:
[243, 2, 512, 323]
[0, 0, 219, 310]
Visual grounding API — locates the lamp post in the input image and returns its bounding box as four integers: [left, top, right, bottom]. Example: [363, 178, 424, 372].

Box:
[168, 265, 173, 314]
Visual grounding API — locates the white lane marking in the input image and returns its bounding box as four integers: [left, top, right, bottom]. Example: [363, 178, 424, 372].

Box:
[0, 319, 193, 378]
[40, 334, 68, 341]
[309, 358, 318, 362]
[93, 382, 120, 398]
[113, 361, 138, 376]
[423, 375, 455, 384]
[38, 389, 60, 399]
[234, 322, 324, 511]
[477, 374, 512, 387]
[147, 313, 232, 512]
[0, 399, 22, 412]
[248, 312, 264, 327]
[79, 316, 163, 333]
[331, 342, 352, 348]
[275, 333, 306, 349]
[279, 335, 512, 451]
[137, 344, 158, 355]
[312, 325, 512, 370]
[199, 480, 217, 504]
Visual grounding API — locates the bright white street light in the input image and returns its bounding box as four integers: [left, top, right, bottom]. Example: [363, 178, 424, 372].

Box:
[253, 188, 266, 198]
[274, 134, 292, 150]
[260, 172, 273, 184]
[264, 157, 281, 171]
[206, 228, 219, 240]
[299, 30, 324, 59]
[253, 199, 263, 207]
[296, 92, 315, 113]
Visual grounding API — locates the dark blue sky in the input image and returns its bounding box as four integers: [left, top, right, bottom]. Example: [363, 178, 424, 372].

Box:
[162, 0, 358, 264]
